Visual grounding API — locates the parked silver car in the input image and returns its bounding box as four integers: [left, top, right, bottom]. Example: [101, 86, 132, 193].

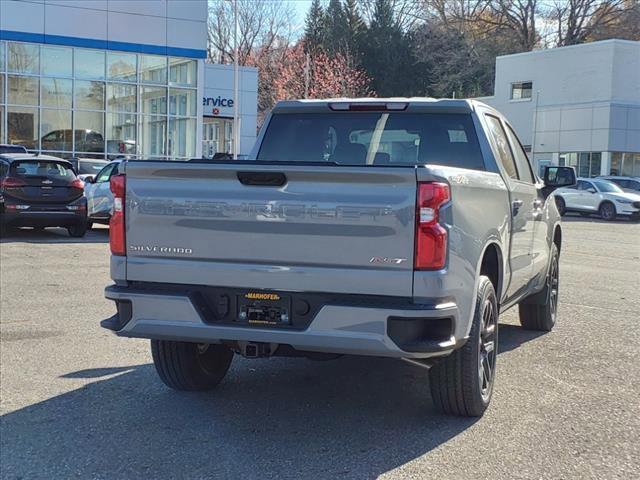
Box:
[554, 178, 640, 221]
[83, 159, 123, 228]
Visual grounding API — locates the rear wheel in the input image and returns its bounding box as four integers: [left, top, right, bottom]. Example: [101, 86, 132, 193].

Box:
[151, 340, 233, 391]
[429, 276, 498, 417]
[519, 243, 559, 331]
[86, 221, 93, 230]
[554, 196, 566, 216]
[67, 223, 87, 237]
[599, 201, 616, 221]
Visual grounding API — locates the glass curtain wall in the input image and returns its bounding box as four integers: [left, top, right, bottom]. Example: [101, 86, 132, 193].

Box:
[0, 41, 198, 160]
[559, 152, 602, 178]
[202, 117, 233, 158]
[611, 152, 640, 177]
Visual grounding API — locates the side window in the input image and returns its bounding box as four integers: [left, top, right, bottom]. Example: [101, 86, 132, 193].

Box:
[578, 181, 594, 191]
[111, 163, 119, 176]
[505, 125, 534, 183]
[485, 115, 518, 180]
[95, 163, 115, 183]
[630, 180, 640, 191]
[0, 162, 8, 177]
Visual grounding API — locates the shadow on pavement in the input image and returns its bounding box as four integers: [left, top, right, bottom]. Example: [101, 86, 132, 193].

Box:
[0, 226, 108, 244]
[560, 214, 638, 224]
[0, 325, 541, 479]
[497, 323, 546, 354]
[2, 356, 475, 479]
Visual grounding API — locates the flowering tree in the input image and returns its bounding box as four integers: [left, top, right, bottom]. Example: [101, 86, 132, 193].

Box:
[274, 42, 373, 103]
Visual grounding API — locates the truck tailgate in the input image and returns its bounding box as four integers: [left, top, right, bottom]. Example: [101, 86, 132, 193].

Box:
[124, 162, 417, 297]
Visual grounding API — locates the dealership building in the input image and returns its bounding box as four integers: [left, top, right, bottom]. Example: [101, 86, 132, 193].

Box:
[0, 0, 257, 160]
[478, 39, 640, 178]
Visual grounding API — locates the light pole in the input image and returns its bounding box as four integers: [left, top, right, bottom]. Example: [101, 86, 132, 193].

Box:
[232, 0, 240, 159]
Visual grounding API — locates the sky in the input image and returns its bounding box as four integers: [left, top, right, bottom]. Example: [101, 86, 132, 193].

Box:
[285, 0, 313, 35]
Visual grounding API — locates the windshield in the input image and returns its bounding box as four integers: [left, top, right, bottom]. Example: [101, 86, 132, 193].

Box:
[11, 160, 76, 180]
[257, 112, 485, 169]
[593, 180, 623, 193]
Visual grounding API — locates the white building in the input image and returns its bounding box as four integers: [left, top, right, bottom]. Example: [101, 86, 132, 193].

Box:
[0, 0, 257, 159]
[203, 64, 258, 158]
[478, 39, 640, 177]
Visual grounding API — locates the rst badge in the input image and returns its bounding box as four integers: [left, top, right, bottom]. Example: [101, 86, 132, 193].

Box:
[369, 256, 407, 265]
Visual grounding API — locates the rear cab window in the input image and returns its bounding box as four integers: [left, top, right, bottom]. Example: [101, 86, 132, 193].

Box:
[257, 112, 485, 170]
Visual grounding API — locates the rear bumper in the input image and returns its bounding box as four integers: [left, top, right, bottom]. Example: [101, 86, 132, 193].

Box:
[103, 284, 465, 359]
[1, 210, 86, 227]
[1, 197, 87, 227]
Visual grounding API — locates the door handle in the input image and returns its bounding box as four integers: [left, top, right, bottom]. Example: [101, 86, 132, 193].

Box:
[512, 199, 523, 216]
[237, 171, 287, 187]
[512, 199, 523, 215]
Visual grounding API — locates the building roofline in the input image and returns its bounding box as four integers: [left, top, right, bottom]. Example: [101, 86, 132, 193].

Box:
[496, 39, 639, 61]
[204, 63, 258, 73]
[0, 29, 206, 59]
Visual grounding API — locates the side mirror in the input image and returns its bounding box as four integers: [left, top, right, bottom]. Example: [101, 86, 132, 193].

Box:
[587, 187, 597, 194]
[543, 166, 576, 190]
[84, 176, 95, 184]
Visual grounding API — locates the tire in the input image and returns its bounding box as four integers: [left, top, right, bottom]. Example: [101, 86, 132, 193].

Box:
[67, 223, 87, 237]
[519, 243, 559, 332]
[429, 276, 498, 417]
[86, 221, 93, 230]
[599, 201, 616, 221]
[151, 340, 233, 391]
[554, 196, 566, 216]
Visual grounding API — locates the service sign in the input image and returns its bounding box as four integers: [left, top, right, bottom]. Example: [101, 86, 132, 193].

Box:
[203, 95, 234, 116]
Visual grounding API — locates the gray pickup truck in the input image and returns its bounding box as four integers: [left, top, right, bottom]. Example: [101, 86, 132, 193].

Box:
[101, 99, 576, 417]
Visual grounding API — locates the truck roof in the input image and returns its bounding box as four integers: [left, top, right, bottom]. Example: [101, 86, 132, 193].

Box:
[272, 97, 487, 114]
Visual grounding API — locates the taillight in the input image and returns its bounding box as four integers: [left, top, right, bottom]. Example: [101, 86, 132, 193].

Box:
[70, 178, 84, 190]
[110, 174, 126, 256]
[0, 177, 26, 189]
[415, 182, 450, 270]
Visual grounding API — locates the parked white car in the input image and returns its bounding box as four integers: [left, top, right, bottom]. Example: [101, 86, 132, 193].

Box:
[83, 159, 123, 228]
[599, 176, 640, 193]
[554, 178, 640, 221]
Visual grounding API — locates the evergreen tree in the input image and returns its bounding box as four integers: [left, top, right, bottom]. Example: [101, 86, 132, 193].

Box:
[343, 0, 366, 60]
[323, 0, 348, 55]
[361, 0, 413, 96]
[304, 0, 325, 54]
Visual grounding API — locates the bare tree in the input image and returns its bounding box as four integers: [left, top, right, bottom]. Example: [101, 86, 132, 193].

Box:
[546, 0, 632, 46]
[420, 0, 492, 31]
[360, 0, 424, 30]
[207, 0, 295, 65]
[486, 0, 539, 50]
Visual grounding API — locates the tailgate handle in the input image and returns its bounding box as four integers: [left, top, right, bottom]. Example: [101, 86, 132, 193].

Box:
[237, 171, 287, 187]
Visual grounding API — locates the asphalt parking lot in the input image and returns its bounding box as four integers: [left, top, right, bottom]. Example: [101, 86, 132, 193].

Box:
[1, 217, 639, 479]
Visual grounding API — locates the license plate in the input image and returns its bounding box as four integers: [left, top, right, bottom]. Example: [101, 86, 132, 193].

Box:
[237, 292, 291, 326]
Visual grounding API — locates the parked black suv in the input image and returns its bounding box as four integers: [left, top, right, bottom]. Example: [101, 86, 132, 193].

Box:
[0, 154, 87, 237]
[0, 144, 28, 154]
